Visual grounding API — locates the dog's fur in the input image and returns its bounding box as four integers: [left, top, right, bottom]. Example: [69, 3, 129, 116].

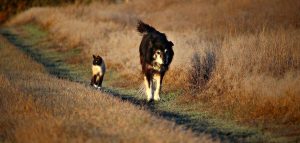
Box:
[90, 55, 106, 89]
[137, 21, 174, 101]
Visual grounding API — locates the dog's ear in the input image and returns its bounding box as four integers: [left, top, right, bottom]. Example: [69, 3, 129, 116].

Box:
[93, 55, 96, 59]
[149, 36, 155, 48]
[149, 40, 153, 48]
[168, 41, 174, 47]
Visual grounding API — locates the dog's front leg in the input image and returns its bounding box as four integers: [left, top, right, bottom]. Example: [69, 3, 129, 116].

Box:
[144, 75, 152, 101]
[153, 74, 161, 101]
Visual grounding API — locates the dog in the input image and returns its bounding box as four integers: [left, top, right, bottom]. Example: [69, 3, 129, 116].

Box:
[137, 21, 174, 101]
[90, 55, 106, 89]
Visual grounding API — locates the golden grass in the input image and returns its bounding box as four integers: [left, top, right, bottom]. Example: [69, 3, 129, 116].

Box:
[5, 0, 300, 138]
[0, 36, 214, 142]
[197, 28, 300, 124]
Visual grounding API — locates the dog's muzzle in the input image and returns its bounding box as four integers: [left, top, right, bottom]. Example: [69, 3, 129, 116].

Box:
[152, 62, 162, 71]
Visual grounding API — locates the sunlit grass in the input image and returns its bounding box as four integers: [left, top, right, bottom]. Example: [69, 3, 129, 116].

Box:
[4, 0, 300, 142]
[0, 34, 213, 143]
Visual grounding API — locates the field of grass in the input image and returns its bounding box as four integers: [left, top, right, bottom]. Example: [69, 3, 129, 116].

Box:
[1, 0, 300, 142]
[0, 0, 117, 23]
[0, 34, 215, 142]
[2, 22, 270, 142]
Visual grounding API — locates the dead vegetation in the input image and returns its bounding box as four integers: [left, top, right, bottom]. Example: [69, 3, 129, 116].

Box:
[4, 0, 300, 140]
[0, 35, 214, 143]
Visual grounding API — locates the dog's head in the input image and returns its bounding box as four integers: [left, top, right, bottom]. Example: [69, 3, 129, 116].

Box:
[137, 21, 174, 71]
[150, 37, 174, 68]
[92, 55, 103, 66]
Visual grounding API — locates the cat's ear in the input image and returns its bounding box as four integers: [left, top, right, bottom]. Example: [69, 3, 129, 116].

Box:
[93, 55, 96, 59]
[168, 41, 174, 47]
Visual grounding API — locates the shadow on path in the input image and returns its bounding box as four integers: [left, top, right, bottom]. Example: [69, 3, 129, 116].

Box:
[1, 29, 258, 143]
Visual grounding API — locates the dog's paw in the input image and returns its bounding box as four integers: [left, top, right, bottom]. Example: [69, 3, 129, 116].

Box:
[154, 96, 160, 101]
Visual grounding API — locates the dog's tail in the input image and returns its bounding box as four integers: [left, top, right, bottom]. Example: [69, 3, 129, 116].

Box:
[137, 20, 156, 34]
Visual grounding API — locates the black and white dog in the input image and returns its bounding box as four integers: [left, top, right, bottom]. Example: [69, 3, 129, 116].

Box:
[137, 21, 174, 101]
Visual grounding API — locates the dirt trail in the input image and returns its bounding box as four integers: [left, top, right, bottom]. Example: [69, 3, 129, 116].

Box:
[0, 35, 215, 143]
[0, 28, 268, 143]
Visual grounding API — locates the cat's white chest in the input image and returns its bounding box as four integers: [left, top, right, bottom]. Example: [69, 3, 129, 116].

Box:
[92, 65, 102, 75]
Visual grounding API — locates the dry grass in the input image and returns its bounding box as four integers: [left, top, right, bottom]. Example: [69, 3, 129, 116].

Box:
[0, 36, 214, 142]
[5, 0, 300, 138]
[198, 28, 300, 123]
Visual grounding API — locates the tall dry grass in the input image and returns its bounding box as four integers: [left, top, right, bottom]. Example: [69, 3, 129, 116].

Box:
[5, 0, 300, 134]
[198, 28, 300, 124]
[0, 35, 214, 142]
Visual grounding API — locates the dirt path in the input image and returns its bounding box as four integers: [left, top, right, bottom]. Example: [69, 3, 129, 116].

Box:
[0, 34, 215, 142]
[0, 26, 269, 143]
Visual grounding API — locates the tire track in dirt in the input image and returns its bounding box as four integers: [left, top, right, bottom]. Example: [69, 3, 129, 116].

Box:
[1, 28, 264, 143]
[0, 33, 216, 143]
